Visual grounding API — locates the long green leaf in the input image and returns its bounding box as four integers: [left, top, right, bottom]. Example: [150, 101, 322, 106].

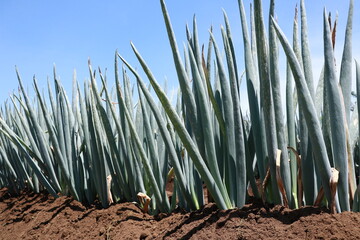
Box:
[286, 7, 299, 208]
[323, 9, 349, 212]
[269, 0, 292, 206]
[210, 31, 238, 205]
[160, 0, 205, 158]
[339, 0, 354, 124]
[220, 21, 246, 207]
[299, 0, 316, 205]
[254, 0, 281, 203]
[238, 0, 266, 182]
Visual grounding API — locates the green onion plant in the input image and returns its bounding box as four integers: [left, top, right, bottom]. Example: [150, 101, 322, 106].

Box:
[0, 0, 359, 214]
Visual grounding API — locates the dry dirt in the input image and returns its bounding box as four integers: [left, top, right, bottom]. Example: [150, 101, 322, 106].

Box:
[1, 188, 360, 240]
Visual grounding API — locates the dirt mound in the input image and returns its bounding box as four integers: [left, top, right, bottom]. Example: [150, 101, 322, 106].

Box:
[1, 188, 360, 240]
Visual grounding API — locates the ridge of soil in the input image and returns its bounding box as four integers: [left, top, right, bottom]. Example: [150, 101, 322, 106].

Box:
[1, 188, 360, 240]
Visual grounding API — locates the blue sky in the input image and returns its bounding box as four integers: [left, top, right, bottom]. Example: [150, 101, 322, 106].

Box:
[0, 0, 359, 108]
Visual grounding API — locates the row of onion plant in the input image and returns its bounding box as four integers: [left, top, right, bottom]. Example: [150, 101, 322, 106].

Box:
[0, 0, 359, 213]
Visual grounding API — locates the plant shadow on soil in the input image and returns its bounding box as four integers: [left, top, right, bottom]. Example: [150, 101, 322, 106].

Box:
[1, 188, 360, 240]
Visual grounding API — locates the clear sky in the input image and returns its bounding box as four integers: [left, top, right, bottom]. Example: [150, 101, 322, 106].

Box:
[0, 0, 359, 108]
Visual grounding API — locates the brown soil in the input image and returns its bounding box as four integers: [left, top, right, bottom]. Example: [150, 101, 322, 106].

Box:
[1, 188, 360, 240]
